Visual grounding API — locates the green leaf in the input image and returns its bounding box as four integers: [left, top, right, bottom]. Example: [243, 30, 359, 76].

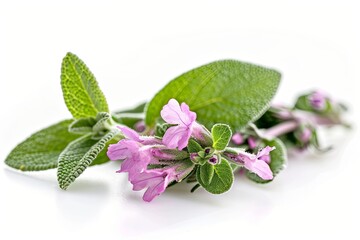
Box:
[68, 117, 97, 134]
[57, 128, 119, 190]
[145, 60, 281, 130]
[5, 120, 78, 171]
[90, 136, 120, 166]
[196, 158, 234, 194]
[61, 52, 109, 119]
[92, 112, 112, 133]
[247, 138, 287, 183]
[187, 139, 203, 153]
[112, 102, 146, 129]
[199, 163, 215, 185]
[69, 112, 112, 137]
[211, 124, 232, 150]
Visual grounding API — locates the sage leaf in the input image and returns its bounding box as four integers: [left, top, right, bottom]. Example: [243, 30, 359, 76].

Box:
[196, 158, 234, 194]
[68, 117, 97, 134]
[5, 120, 78, 171]
[199, 163, 215, 185]
[61, 52, 109, 119]
[57, 128, 119, 190]
[187, 139, 203, 153]
[145, 60, 281, 130]
[211, 124, 232, 151]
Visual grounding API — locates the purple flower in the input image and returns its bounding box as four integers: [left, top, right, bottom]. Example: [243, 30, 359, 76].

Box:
[231, 133, 244, 145]
[118, 126, 162, 145]
[299, 127, 312, 143]
[161, 99, 209, 150]
[131, 163, 193, 202]
[131, 169, 174, 202]
[309, 91, 326, 110]
[256, 146, 274, 164]
[225, 146, 275, 180]
[134, 120, 146, 132]
[247, 136, 257, 149]
[107, 139, 153, 180]
[107, 126, 183, 180]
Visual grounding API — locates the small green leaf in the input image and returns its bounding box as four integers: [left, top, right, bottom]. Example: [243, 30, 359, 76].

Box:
[196, 158, 234, 194]
[199, 163, 215, 185]
[247, 138, 287, 183]
[145, 60, 281, 130]
[5, 120, 78, 171]
[57, 128, 119, 190]
[187, 139, 203, 153]
[68, 117, 97, 134]
[112, 102, 146, 129]
[61, 52, 109, 119]
[211, 124, 232, 150]
[92, 112, 112, 133]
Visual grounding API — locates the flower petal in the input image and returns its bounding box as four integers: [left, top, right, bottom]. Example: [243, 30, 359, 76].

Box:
[257, 146, 276, 159]
[117, 126, 140, 141]
[245, 159, 273, 180]
[161, 99, 195, 126]
[107, 139, 139, 161]
[162, 125, 191, 150]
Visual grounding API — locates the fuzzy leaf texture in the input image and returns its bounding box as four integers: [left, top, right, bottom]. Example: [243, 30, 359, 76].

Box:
[199, 163, 215, 185]
[196, 158, 234, 194]
[145, 60, 281, 130]
[211, 124, 232, 150]
[68, 117, 97, 134]
[247, 138, 287, 183]
[61, 52, 109, 119]
[5, 120, 78, 171]
[57, 128, 119, 190]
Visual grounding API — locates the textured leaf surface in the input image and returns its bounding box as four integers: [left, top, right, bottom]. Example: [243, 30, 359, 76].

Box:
[247, 138, 287, 183]
[5, 120, 78, 171]
[197, 158, 233, 194]
[211, 124, 232, 150]
[199, 163, 214, 185]
[61, 52, 109, 119]
[68, 117, 97, 134]
[145, 60, 281, 130]
[57, 128, 119, 189]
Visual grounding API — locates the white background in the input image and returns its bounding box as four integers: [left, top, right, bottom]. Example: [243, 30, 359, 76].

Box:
[1, 0, 359, 239]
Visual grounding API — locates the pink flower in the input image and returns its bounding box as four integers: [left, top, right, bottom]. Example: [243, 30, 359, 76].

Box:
[118, 126, 162, 145]
[160, 99, 196, 150]
[247, 136, 257, 149]
[225, 146, 275, 180]
[299, 127, 312, 143]
[107, 126, 181, 180]
[308, 91, 326, 110]
[107, 139, 153, 180]
[131, 169, 174, 202]
[161, 99, 210, 150]
[231, 133, 244, 145]
[131, 163, 193, 202]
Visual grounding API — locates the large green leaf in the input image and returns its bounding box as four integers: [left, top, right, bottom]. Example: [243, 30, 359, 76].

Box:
[196, 158, 234, 194]
[5, 120, 78, 171]
[57, 128, 119, 190]
[247, 138, 287, 183]
[145, 60, 281, 130]
[61, 52, 109, 119]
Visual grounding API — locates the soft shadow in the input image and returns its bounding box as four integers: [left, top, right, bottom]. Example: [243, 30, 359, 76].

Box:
[4, 167, 57, 188]
[55, 178, 110, 227]
[4, 167, 110, 228]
